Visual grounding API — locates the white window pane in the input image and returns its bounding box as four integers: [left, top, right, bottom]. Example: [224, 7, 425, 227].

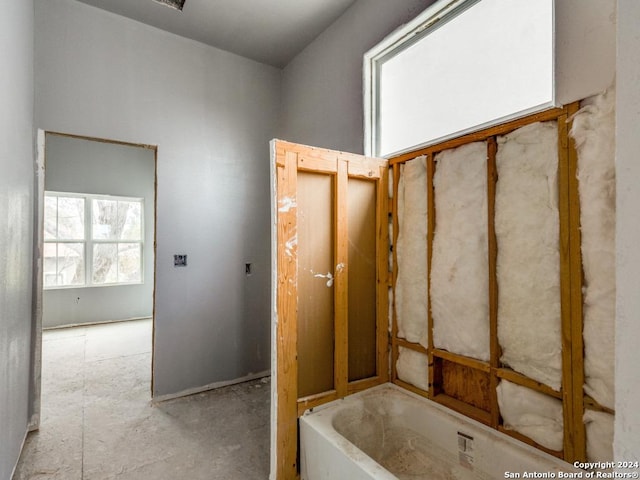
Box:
[44, 196, 57, 240]
[92, 243, 118, 284]
[43, 243, 58, 287]
[57, 197, 85, 240]
[118, 243, 141, 282]
[92, 199, 118, 240]
[377, 0, 554, 156]
[58, 243, 85, 286]
[44, 242, 84, 286]
[118, 201, 142, 240]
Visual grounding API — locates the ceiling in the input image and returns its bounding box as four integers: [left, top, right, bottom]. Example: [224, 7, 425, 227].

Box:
[75, 0, 358, 68]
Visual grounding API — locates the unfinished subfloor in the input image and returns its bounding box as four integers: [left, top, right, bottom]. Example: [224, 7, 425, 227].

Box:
[13, 319, 270, 480]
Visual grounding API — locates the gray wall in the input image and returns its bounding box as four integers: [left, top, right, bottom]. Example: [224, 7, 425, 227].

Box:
[280, 0, 435, 154]
[0, 1, 34, 478]
[43, 134, 155, 328]
[615, 0, 640, 461]
[35, 0, 280, 396]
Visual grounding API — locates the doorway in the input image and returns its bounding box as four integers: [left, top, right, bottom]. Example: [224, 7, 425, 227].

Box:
[30, 131, 157, 428]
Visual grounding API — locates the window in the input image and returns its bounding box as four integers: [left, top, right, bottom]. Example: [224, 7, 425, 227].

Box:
[44, 192, 144, 288]
[364, 0, 555, 157]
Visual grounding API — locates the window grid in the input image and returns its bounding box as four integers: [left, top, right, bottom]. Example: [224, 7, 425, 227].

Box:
[44, 192, 144, 289]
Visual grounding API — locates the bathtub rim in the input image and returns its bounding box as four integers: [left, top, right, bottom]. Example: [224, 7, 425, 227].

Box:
[300, 381, 581, 475]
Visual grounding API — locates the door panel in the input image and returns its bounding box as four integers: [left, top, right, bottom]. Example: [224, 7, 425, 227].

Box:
[297, 172, 335, 397]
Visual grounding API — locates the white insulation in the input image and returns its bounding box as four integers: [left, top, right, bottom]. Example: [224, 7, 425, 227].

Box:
[584, 410, 614, 463]
[497, 380, 564, 451]
[431, 142, 489, 361]
[495, 122, 562, 390]
[395, 156, 429, 348]
[570, 88, 616, 410]
[396, 347, 429, 392]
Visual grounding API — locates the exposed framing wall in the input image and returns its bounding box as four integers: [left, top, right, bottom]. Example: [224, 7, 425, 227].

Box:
[273, 103, 614, 478]
[388, 104, 613, 464]
[272, 140, 389, 479]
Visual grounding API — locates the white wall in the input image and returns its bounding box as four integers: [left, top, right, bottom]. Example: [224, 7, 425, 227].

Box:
[0, 1, 34, 478]
[35, 0, 280, 396]
[43, 134, 155, 328]
[280, 0, 435, 155]
[615, 0, 640, 462]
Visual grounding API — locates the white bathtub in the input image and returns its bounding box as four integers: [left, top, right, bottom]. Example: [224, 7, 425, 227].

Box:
[300, 383, 581, 480]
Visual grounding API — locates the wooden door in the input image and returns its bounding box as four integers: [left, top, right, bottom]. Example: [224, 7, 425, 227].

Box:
[271, 140, 389, 479]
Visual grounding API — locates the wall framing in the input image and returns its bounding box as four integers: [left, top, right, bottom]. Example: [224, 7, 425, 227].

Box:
[388, 103, 613, 464]
[273, 102, 614, 478]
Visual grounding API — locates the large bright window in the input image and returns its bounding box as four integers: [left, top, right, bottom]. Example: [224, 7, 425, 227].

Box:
[44, 192, 144, 288]
[364, 0, 556, 157]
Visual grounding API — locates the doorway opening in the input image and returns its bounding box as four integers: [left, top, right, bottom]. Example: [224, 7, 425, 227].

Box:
[30, 131, 158, 429]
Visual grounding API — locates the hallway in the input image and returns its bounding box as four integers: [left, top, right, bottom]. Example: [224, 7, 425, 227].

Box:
[14, 320, 270, 479]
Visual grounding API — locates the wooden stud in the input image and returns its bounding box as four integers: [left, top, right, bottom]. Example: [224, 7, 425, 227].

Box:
[391, 163, 401, 383]
[487, 136, 501, 429]
[566, 101, 587, 462]
[558, 111, 576, 461]
[376, 165, 390, 383]
[275, 146, 299, 480]
[335, 159, 349, 399]
[426, 153, 436, 399]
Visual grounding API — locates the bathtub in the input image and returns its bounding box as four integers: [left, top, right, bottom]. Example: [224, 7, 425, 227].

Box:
[300, 383, 581, 480]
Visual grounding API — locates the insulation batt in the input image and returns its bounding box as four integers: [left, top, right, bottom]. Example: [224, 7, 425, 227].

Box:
[584, 410, 614, 463]
[396, 346, 429, 391]
[431, 142, 489, 361]
[497, 380, 564, 451]
[395, 156, 429, 348]
[495, 122, 562, 390]
[570, 88, 616, 410]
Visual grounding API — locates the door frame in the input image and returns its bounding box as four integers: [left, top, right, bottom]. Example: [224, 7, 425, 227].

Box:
[29, 130, 159, 430]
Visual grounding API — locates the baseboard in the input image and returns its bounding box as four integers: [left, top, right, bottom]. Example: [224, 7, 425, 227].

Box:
[43, 316, 152, 331]
[151, 370, 271, 403]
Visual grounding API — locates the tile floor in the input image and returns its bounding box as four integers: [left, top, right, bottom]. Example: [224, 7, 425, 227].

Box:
[14, 319, 270, 480]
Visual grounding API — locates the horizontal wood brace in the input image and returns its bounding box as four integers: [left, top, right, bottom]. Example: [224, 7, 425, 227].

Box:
[584, 395, 615, 415]
[297, 390, 338, 417]
[393, 337, 428, 355]
[432, 349, 491, 373]
[433, 393, 491, 426]
[389, 106, 567, 165]
[497, 426, 564, 459]
[496, 367, 562, 399]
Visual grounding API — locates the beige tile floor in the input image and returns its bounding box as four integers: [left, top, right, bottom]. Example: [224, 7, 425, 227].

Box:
[14, 319, 270, 480]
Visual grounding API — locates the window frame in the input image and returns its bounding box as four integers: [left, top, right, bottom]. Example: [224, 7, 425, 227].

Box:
[363, 0, 557, 158]
[44, 191, 145, 290]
